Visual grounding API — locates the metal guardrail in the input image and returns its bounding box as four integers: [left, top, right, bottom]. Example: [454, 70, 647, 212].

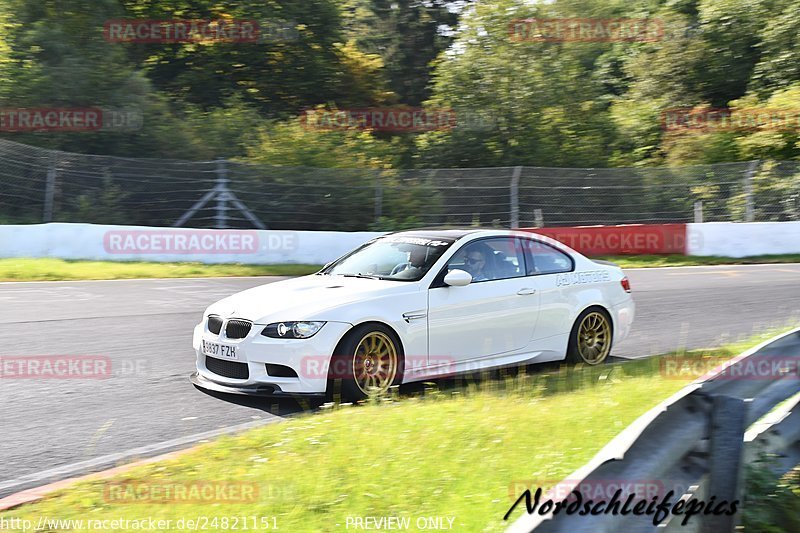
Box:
[507, 327, 800, 533]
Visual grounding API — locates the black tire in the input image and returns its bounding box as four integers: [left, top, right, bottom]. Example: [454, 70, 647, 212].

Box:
[327, 323, 404, 402]
[566, 307, 613, 365]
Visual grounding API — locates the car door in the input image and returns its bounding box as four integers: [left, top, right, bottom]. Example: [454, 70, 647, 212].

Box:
[427, 237, 540, 362]
[520, 238, 576, 341]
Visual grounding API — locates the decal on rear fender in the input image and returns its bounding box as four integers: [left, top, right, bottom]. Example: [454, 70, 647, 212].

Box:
[556, 270, 611, 287]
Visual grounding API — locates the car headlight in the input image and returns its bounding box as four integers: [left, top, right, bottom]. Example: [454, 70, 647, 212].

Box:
[261, 321, 326, 339]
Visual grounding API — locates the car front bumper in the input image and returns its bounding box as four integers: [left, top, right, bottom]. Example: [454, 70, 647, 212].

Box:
[192, 320, 353, 395]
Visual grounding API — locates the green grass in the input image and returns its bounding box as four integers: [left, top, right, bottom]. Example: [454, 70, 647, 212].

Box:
[0, 258, 320, 281]
[599, 254, 800, 268]
[2, 332, 783, 532]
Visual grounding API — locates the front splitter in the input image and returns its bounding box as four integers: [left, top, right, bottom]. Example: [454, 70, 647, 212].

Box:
[190, 372, 325, 398]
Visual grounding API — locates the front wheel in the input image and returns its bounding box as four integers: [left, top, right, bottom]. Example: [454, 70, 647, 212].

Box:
[328, 324, 404, 402]
[566, 308, 613, 365]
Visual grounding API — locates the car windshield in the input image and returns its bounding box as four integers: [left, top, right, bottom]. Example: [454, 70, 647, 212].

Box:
[322, 235, 455, 281]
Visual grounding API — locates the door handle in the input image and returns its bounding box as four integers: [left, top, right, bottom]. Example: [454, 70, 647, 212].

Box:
[517, 288, 537, 295]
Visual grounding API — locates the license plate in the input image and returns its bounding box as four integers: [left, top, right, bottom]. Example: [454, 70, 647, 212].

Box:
[202, 339, 238, 360]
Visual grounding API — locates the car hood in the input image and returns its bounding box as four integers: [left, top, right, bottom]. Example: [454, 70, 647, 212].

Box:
[205, 274, 419, 324]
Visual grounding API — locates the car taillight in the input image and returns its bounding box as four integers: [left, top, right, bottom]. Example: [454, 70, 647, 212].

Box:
[620, 277, 631, 293]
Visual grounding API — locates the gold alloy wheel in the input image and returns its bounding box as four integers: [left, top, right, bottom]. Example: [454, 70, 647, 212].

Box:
[353, 331, 398, 394]
[577, 312, 611, 364]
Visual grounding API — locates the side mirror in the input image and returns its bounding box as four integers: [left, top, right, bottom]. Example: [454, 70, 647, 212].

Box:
[443, 269, 472, 287]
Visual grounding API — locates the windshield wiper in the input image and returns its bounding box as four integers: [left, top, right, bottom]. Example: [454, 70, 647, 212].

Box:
[340, 273, 383, 280]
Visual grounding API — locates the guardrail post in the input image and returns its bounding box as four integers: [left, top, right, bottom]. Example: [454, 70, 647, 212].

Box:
[510, 166, 522, 229]
[704, 394, 747, 533]
[743, 160, 758, 222]
[42, 154, 56, 223]
[214, 158, 229, 229]
[374, 173, 383, 223]
[534, 208, 544, 228]
[694, 201, 703, 223]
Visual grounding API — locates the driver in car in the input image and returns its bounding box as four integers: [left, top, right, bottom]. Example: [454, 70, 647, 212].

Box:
[463, 245, 492, 282]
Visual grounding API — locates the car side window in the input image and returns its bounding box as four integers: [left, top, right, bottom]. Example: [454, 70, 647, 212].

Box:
[447, 237, 525, 282]
[522, 239, 573, 275]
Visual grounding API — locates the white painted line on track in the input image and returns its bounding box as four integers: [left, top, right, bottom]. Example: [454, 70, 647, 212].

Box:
[0, 417, 282, 496]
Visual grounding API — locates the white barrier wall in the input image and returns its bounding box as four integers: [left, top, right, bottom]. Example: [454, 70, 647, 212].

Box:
[687, 222, 800, 257]
[0, 223, 383, 265]
[2, 222, 800, 263]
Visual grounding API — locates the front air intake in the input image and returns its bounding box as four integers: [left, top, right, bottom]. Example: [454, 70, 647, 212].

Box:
[205, 356, 249, 379]
[225, 319, 252, 339]
[207, 315, 223, 334]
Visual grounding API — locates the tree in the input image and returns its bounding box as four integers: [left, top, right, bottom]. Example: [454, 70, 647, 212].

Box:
[118, 0, 391, 116]
[416, 0, 637, 167]
[0, 0, 204, 157]
[342, 0, 462, 106]
[751, 1, 800, 95]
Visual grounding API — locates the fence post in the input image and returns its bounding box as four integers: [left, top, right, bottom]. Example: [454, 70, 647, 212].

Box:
[703, 394, 747, 533]
[42, 154, 56, 223]
[374, 173, 383, 224]
[694, 201, 703, 223]
[215, 158, 228, 229]
[534, 208, 544, 228]
[510, 166, 522, 229]
[744, 160, 759, 222]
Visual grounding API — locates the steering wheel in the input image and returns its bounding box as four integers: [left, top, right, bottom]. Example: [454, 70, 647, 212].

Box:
[390, 262, 411, 276]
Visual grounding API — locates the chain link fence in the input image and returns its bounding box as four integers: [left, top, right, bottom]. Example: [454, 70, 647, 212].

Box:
[1, 138, 799, 230]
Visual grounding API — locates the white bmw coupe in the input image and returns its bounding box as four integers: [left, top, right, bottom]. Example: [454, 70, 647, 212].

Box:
[191, 229, 634, 400]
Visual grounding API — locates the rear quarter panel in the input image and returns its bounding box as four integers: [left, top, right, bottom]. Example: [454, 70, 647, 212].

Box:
[532, 253, 633, 343]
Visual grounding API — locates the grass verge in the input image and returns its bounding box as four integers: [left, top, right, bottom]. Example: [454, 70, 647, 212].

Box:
[2, 254, 800, 282]
[0, 258, 320, 281]
[1, 332, 784, 532]
[598, 254, 800, 268]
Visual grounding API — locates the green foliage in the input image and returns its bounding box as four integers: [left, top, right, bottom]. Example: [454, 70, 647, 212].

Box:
[751, 1, 800, 95]
[244, 113, 398, 168]
[68, 176, 129, 225]
[743, 456, 800, 532]
[342, 0, 460, 106]
[3, 0, 800, 173]
[368, 215, 425, 231]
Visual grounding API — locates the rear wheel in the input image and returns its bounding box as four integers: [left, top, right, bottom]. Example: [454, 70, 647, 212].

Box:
[328, 324, 404, 402]
[566, 308, 613, 365]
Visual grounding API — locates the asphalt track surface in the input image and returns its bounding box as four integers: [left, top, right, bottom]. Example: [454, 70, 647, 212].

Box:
[1, 264, 799, 497]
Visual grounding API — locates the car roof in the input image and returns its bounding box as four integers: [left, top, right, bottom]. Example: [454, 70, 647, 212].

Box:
[386, 228, 481, 240]
[388, 228, 543, 240]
